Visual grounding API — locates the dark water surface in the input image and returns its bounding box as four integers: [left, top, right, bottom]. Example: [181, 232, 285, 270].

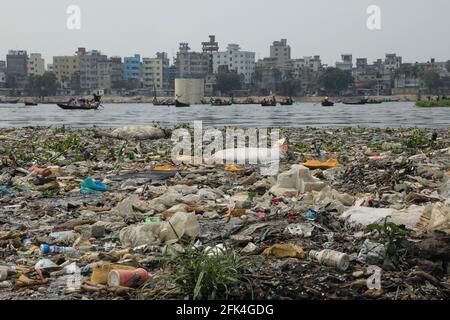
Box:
[0, 102, 449, 128]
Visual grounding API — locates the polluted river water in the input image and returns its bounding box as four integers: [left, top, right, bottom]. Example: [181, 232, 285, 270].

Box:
[0, 102, 449, 128]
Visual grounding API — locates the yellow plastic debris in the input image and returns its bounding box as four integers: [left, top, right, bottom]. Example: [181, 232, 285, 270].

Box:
[225, 163, 243, 173]
[91, 263, 136, 285]
[224, 209, 246, 217]
[303, 159, 339, 170]
[150, 165, 178, 171]
[263, 243, 306, 259]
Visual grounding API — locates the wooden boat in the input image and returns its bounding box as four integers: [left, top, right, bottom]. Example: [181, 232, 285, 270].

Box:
[280, 98, 294, 106]
[57, 102, 100, 110]
[261, 97, 277, 106]
[57, 94, 102, 110]
[25, 102, 38, 106]
[175, 100, 190, 107]
[153, 99, 174, 106]
[0, 98, 20, 104]
[321, 100, 334, 107]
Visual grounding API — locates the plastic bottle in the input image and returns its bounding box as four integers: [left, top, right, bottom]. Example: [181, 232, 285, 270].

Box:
[309, 249, 350, 271]
[0, 266, 18, 281]
[40, 244, 78, 255]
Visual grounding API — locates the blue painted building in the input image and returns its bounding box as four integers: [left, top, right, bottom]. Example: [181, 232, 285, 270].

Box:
[123, 54, 142, 82]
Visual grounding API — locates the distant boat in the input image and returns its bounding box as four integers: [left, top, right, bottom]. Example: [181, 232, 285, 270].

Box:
[211, 98, 232, 106]
[175, 100, 190, 107]
[261, 101, 277, 106]
[57, 94, 102, 110]
[0, 98, 20, 104]
[25, 101, 38, 106]
[366, 99, 382, 104]
[153, 98, 174, 106]
[57, 103, 100, 110]
[280, 98, 294, 106]
[261, 97, 277, 106]
[321, 100, 334, 107]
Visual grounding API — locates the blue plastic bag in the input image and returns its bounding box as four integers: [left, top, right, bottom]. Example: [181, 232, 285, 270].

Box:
[0, 186, 9, 196]
[80, 177, 108, 194]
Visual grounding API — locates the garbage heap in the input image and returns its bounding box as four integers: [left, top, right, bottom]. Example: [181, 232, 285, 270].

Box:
[0, 126, 449, 300]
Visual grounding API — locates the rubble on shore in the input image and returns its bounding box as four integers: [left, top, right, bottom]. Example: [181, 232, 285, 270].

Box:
[0, 126, 449, 300]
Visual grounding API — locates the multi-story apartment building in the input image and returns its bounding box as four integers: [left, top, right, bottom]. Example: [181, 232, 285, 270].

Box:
[0, 61, 5, 74]
[6, 50, 28, 88]
[255, 57, 279, 92]
[27, 53, 45, 76]
[270, 39, 291, 70]
[202, 35, 219, 74]
[336, 54, 353, 71]
[290, 56, 322, 74]
[353, 58, 374, 83]
[167, 65, 177, 90]
[79, 50, 112, 93]
[175, 43, 210, 79]
[110, 57, 123, 85]
[53, 55, 80, 89]
[384, 54, 402, 73]
[288, 56, 323, 94]
[123, 54, 142, 83]
[212, 44, 255, 84]
[0, 61, 5, 87]
[97, 58, 113, 92]
[356, 58, 368, 70]
[142, 52, 169, 91]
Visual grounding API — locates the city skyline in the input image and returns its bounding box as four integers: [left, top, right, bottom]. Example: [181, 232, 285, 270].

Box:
[1, 0, 450, 65]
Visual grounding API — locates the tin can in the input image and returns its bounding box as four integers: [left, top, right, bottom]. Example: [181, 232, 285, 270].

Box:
[107, 268, 150, 288]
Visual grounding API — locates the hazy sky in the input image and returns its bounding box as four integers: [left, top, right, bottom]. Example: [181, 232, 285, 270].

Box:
[1, 0, 449, 65]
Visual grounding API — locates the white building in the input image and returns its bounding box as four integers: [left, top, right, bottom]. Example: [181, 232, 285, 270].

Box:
[213, 44, 255, 84]
[143, 52, 169, 90]
[291, 56, 322, 73]
[27, 53, 45, 76]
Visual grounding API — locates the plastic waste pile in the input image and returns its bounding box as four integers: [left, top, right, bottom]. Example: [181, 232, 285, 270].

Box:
[0, 126, 449, 300]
